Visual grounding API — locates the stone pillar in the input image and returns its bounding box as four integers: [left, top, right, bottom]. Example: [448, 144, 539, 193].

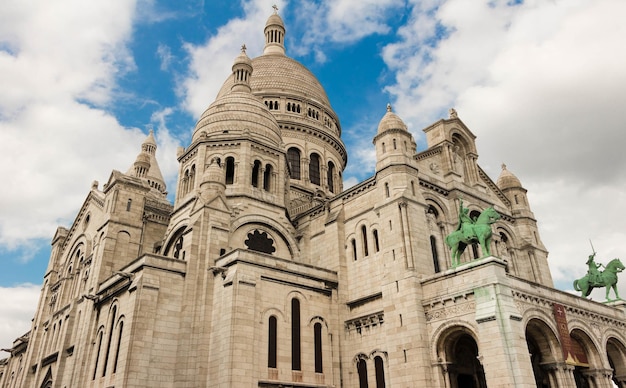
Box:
[398, 201, 414, 269]
[473, 266, 537, 387]
[583, 368, 615, 388]
[614, 374, 626, 388]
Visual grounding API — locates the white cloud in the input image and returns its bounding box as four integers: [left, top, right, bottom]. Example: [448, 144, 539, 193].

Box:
[289, 0, 404, 59]
[381, 0, 626, 296]
[0, 284, 40, 350]
[180, 0, 287, 118]
[0, 0, 163, 250]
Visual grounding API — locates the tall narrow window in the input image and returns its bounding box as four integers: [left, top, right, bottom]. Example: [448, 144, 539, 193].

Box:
[93, 331, 103, 380]
[126, 199, 132, 211]
[361, 225, 369, 257]
[373, 230, 380, 253]
[351, 239, 357, 261]
[268, 316, 277, 368]
[287, 148, 301, 179]
[291, 298, 301, 371]
[113, 322, 123, 373]
[309, 153, 321, 185]
[430, 236, 440, 273]
[314, 323, 323, 373]
[102, 306, 117, 376]
[252, 160, 261, 187]
[358, 358, 368, 388]
[375, 356, 386, 388]
[327, 161, 335, 193]
[263, 164, 272, 191]
[225, 157, 235, 184]
[385, 183, 389, 198]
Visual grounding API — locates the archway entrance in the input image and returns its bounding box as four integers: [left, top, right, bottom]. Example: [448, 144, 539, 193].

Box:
[607, 338, 626, 387]
[525, 318, 561, 387]
[444, 332, 486, 388]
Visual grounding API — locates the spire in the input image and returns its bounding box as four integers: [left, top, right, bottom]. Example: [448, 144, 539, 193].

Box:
[263, 6, 286, 56]
[231, 44, 253, 93]
[127, 129, 167, 195]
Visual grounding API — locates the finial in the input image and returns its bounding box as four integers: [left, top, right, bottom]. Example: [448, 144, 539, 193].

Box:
[241, 44, 247, 54]
[386, 103, 392, 112]
[501, 163, 507, 170]
[449, 108, 458, 119]
[272, 4, 278, 13]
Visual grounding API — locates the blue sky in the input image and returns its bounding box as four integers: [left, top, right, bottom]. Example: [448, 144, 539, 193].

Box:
[1, 0, 626, 347]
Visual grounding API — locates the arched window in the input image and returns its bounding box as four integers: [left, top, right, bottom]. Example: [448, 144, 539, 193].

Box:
[102, 306, 117, 376]
[113, 321, 123, 373]
[351, 239, 357, 261]
[327, 161, 335, 193]
[225, 157, 235, 185]
[126, 198, 132, 211]
[361, 225, 369, 257]
[268, 316, 277, 368]
[309, 153, 321, 185]
[314, 322, 323, 373]
[252, 160, 261, 187]
[93, 331, 103, 380]
[263, 164, 272, 191]
[373, 230, 380, 253]
[375, 356, 385, 388]
[291, 298, 301, 371]
[190, 164, 196, 190]
[358, 358, 368, 388]
[430, 236, 440, 273]
[385, 183, 389, 198]
[287, 148, 301, 180]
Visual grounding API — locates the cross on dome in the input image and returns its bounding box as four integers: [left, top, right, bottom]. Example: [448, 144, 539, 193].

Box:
[272, 4, 278, 13]
[241, 44, 247, 54]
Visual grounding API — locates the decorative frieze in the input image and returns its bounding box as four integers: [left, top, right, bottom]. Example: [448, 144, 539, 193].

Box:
[345, 312, 384, 335]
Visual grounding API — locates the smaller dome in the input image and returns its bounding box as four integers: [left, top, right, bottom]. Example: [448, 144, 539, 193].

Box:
[497, 164, 523, 189]
[134, 152, 150, 165]
[143, 129, 157, 147]
[265, 12, 285, 29]
[377, 104, 408, 135]
[233, 45, 253, 68]
[200, 157, 225, 188]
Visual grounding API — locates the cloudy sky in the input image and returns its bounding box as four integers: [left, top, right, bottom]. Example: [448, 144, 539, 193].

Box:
[1, 0, 625, 348]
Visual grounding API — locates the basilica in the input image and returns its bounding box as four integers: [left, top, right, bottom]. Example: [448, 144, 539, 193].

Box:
[2, 10, 626, 388]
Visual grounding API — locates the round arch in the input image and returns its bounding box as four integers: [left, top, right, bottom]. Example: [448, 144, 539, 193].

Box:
[434, 322, 486, 388]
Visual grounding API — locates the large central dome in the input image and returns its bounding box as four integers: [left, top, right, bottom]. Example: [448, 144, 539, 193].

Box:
[216, 55, 331, 108]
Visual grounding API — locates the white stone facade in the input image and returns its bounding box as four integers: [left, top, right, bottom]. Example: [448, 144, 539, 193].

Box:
[2, 11, 626, 388]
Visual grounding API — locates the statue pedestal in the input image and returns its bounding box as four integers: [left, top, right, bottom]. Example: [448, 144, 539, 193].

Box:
[604, 299, 626, 314]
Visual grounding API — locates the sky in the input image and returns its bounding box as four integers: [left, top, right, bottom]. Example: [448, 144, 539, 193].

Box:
[1, 0, 625, 349]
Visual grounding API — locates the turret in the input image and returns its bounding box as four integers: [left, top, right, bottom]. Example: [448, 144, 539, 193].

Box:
[127, 129, 167, 195]
[496, 163, 533, 217]
[263, 6, 286, 56]
[373, 104, 417, 172]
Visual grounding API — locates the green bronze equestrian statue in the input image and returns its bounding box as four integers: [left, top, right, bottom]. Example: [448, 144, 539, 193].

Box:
[445, 201, 500, 267]
[573, 252, 624, 301]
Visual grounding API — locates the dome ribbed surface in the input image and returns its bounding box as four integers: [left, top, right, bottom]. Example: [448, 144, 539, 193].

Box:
[194, 92, 281, 146]
[217, 55, 331, 108]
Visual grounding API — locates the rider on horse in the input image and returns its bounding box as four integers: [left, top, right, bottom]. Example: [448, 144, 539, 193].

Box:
[456, 199, 475, 240]
[586, 252, 603, 286]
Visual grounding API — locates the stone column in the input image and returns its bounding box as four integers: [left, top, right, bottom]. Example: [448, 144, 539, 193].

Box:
[398, 201, 414, 269]
[614, 374, 626, 388]
[583, 368, 615, 388]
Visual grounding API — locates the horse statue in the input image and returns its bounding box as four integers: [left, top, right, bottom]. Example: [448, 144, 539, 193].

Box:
[573, 258, 624, 301]
[445, 207, 501, 267]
